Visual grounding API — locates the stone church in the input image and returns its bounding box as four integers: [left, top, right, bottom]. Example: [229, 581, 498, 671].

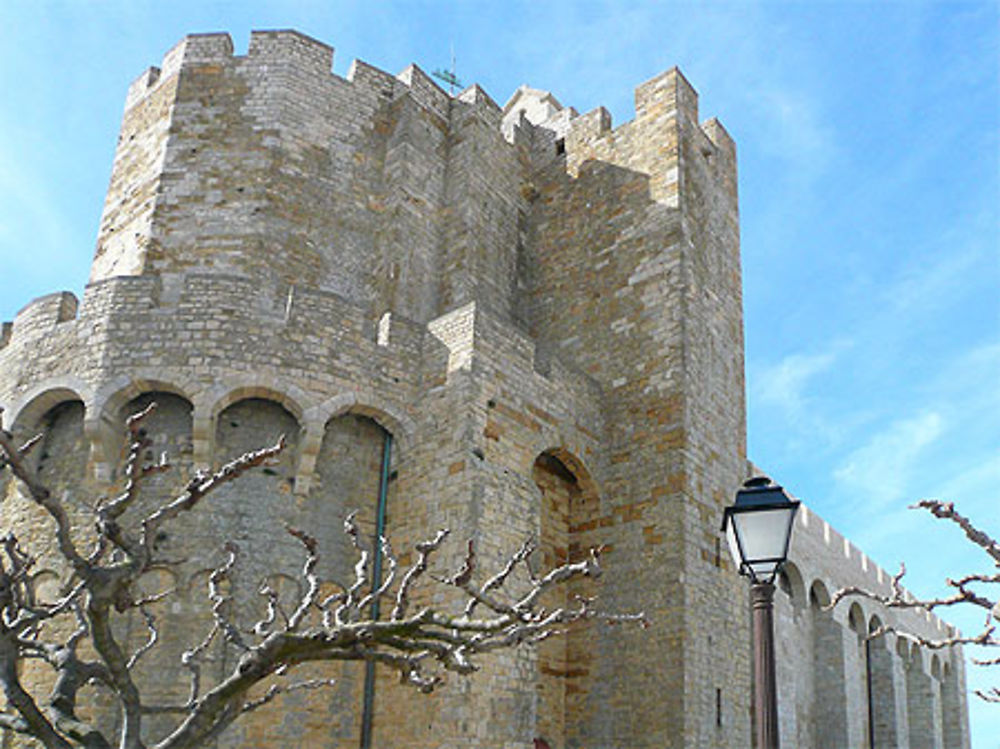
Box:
[0, 30, 970, 748]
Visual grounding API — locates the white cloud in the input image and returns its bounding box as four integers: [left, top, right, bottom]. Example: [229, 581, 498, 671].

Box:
[755, 350, 836, 412]
[833, 411, 945, 507]
[929, 341, 1000, 403]
[886, 249, 981, 314]
[752, 339, 854, 423]
[933, 451, 1000, 509]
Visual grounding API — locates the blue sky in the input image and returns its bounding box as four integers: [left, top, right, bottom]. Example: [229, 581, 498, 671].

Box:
[1, 0, 998, 743]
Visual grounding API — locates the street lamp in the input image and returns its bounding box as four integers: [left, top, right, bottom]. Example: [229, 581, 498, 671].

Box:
[721, 476, 799, 749]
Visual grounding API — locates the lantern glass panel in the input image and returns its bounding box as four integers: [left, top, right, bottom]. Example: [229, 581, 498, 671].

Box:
[725, 518, 741, 571]
[731, 507, 794, 580]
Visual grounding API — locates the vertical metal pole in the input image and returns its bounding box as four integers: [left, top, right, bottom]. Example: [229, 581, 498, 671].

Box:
[751, 582, 779, 749]
[360, 431, 392, 749]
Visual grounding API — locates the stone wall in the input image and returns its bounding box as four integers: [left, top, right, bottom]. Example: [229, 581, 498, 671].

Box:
[0, 29, 970, 748]
[774, 503, 972, 749]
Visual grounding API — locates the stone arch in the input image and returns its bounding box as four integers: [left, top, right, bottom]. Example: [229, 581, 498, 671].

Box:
[29, 399, 89, 505]
[866, 613, 882, 634]
[203, 381, 310, 474]
[777, 560, 806, 605]
[809, 579, 831, 608]
[7, 377, 92, 433]
[531, 447, 600, 749]
[307, 392, 415, 454]
[99, 387, 199, 746]
[1, 396, 93, 602]
[536, 447, 602, 549]
[930, 653, 942, 680]
[808, 579, 848, 748]
[3, 385, 84, 503]
[848, 602, 866, 636]
[209, 381, 310, 424]
[294, 393, 412, 497]
[867, 614, 899, 747]
[214, 395, 301, 470]
[5, 380, 88, 433]
[296, 406, 398, 747]
[84, 374, 195, 478]
[533, 448, 601, 567]
[93, 373, 195, 422]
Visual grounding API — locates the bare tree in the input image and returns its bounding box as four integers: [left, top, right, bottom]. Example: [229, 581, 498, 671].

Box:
[0, 404, 643, 748]
[829, 500, 999, 702]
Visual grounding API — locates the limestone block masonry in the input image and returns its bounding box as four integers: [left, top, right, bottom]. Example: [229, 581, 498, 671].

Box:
[0, 29, 970, 748]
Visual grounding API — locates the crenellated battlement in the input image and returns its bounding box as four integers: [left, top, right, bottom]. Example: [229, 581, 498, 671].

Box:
[789, 501, 955, 639]
[5, 291, 78, 342]
[124, 29, 453, 123]
[121, 29, 734, 173]
[503, 67, 735, 171]
[634, 66, 698, 121]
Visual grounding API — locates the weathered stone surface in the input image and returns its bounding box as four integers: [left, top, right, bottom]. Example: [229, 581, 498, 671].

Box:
[0, 29, 969, 749]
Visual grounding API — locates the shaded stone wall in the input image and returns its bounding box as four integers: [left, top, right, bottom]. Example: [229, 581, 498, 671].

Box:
[520, 69, 747, 748]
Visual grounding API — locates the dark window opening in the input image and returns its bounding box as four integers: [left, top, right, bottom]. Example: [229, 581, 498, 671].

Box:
[555, 138, 566, 155]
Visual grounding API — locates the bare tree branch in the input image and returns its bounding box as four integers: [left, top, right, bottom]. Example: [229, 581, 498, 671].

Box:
[912, 499, 1000, 566]
[0, 404, 642, 748]
[829, 499, 998, 702]
[240, 677, 337, 715]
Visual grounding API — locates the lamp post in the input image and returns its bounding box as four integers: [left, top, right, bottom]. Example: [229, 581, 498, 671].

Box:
[721, 476, 799, 749]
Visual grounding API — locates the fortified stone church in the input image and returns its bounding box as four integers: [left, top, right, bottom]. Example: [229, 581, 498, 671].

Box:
[0, 30, 971, 748]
